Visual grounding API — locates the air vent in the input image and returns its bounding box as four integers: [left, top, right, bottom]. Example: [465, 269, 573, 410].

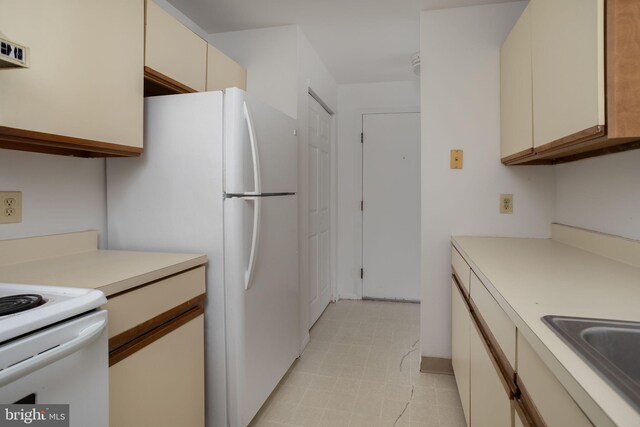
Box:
[0, 37, 29, 68]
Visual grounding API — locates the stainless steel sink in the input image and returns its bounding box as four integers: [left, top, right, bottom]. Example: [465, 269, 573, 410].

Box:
[543, 315, 640, 413]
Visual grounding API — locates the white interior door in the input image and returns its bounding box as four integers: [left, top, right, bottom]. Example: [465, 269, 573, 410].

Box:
[308, 95, 332, 326]
[362, 112, 420, 301]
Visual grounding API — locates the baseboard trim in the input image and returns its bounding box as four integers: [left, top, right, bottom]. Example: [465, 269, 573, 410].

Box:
[420, 356, 454, 375]
[300, 333, 310, 355]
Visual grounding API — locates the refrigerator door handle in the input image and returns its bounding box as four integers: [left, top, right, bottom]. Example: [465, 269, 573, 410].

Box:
[243, 102, 262, 195]
[244, 196, 262, 290]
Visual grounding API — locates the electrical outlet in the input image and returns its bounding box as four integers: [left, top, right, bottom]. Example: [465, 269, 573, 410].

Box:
[500, 193, 513, 214]
[0, 192, 22, 224]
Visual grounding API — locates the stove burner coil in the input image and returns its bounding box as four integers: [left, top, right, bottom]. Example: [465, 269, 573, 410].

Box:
[0, 294, 45, 316]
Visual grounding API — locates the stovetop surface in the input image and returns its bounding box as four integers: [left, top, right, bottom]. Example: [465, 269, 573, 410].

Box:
[0, 283, 106, 343]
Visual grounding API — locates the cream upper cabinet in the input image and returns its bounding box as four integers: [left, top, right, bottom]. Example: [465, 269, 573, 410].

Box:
[531, 0, 605, 148]
[207, 44, 247, 91]
[145, 0, 207, 92]
[500, 5, 533, 160]
[0, 0, 144, 156]
[500, 0, 640, 165]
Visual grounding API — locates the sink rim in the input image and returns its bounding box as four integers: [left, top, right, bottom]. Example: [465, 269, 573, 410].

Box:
[542, 315, 640, 414]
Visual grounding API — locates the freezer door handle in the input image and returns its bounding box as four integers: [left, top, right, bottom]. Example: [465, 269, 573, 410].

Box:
[0, 318, 106, 387]
[243, 102, 262, 195]
[244, 196, 262, 290]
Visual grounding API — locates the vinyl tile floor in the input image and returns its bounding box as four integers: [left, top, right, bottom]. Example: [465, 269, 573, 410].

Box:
[250, 300, 466, 427]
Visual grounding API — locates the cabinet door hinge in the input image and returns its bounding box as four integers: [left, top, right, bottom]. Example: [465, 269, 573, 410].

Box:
[360, 268, 364, 279]
[360, 200, 363, 211]
[360, 132, 363, 143]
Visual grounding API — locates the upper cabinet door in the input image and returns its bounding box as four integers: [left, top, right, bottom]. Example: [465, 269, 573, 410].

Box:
[500, 5, 533, 160]
[0, 0, 144, 156]
[206, 44, 247, 92]
[531, 0, 605, 148]
[145, 0, 207, 93]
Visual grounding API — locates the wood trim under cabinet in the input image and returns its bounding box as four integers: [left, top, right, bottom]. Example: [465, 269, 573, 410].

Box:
[513, 396, 545, 427]
[606, 0, 640, 139]
[516, 374, 548, 427]
[501, 147, 535, 165]
[144, 66, 197, 96]
[451, 269, 469, 300]
[0, 126, 143, 158]
[468, 296, 517, 397]
[534, 125, 606, 156]
[452, 274, 517, 398]
[109, 305, 204, 367]
[108, 293, 206, 354]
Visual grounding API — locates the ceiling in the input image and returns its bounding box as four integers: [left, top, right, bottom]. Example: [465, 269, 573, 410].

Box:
[166, 0, 520, 84]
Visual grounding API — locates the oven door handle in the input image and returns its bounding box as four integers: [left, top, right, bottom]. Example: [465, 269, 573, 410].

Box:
[0, 318, 106, 387]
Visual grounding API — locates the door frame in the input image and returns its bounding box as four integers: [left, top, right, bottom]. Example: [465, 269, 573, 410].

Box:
[358, 107, 420, 299]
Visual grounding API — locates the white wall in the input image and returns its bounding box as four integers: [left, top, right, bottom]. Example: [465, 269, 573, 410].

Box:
[420, 2, 556, 358]
[0, 150, 107, 245]
[555, 150, 640, 240]
[336, 81, 421, 299]
[208, 26, 299, 119]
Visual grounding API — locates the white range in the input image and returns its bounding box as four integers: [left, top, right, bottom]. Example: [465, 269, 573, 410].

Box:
[0, 283, 108, 427]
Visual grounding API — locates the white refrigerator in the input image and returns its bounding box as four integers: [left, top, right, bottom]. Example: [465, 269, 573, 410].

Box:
[106, 88, 300, 427]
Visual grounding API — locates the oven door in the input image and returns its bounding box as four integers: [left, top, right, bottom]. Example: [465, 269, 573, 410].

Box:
[0, 310, 108, 427]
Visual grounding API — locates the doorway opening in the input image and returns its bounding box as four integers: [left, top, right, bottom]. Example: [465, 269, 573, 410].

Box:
[308, 91, 335, 327]
[361, 112, 421, 301]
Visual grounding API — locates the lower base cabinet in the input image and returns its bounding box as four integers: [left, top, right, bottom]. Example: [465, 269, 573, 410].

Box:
[109, 314, 205, 427]
[451, 279, 471, 426]
[469, 317, 512, 427]
[452, 278, 512, 427]
[517, 331, 592, 427]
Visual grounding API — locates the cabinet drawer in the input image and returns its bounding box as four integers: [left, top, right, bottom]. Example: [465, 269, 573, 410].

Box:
[470, 272, 516, 369]
[105, 266, 205, 339]
[517, 331, 592, 427]
[109, 314, 205, 427]
[452, 247, 471, 293]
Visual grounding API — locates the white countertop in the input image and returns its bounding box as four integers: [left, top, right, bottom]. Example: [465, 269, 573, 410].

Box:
[452, 235, 640, 427]
[0, 249, 208, 297]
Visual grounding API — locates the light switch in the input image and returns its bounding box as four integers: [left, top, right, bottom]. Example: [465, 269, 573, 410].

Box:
[450, 150, 463, 169]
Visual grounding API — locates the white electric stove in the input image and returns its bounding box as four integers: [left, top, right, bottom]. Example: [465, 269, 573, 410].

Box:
[0, 283, 109, 427]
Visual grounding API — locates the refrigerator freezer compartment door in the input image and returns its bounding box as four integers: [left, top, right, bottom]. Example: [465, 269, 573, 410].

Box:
[224, 88, 298, 195]
[224, 195, 300, 427]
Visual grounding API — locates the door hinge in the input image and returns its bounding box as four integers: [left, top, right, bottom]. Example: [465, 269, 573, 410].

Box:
[360, 132, 363, 143]
[360, 268, 364, 279]
[360, 200, 363, 211]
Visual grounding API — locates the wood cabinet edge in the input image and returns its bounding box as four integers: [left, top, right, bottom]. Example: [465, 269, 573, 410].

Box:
[0, 126, 143, 158]
[108, 293, 206, 366]
[144, 66, 198, 96]
[515, 374, 549, 427]
[452, 275, 517, 397]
